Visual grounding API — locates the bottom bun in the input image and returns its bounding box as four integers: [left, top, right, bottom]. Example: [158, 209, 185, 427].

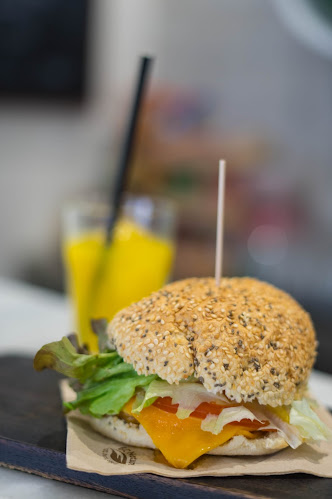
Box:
[88, 414, 289, 457]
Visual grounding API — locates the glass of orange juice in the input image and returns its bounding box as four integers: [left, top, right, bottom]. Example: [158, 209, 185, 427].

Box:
[62, 195, 176, 352]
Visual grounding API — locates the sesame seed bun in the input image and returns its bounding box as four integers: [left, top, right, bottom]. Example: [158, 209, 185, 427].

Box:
[88, 414, 288, 456]
[108, 277, 316, 407]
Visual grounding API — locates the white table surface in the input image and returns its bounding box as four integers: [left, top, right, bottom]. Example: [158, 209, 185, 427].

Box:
[1, 278, 332, 497]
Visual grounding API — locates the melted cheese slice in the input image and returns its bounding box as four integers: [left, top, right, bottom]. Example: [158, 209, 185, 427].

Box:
[124, 399, 255, 468]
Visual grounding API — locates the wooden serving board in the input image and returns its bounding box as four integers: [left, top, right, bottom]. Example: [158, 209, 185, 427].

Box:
[0, 355, 331, 499]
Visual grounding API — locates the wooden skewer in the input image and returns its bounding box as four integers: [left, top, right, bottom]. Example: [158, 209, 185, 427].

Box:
[215, 160, 226, 287]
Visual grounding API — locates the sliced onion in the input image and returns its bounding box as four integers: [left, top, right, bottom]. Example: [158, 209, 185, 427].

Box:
[249, 405, 303, 449]
[201, 406, 264, 435]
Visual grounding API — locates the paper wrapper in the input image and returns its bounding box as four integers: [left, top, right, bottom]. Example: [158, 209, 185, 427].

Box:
[60, 381, 332, 478]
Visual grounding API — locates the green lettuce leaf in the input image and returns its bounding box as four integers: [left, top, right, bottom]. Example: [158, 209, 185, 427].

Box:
[289, 398, 332, 441]
[88, 375, 157, 416]
[64, 373, 157, 416]
[34, 336, 121, 383]
[34, 335, 158, 417]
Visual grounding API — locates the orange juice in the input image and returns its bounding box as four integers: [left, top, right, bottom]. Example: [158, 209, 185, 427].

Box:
[63, 218, 175, 352]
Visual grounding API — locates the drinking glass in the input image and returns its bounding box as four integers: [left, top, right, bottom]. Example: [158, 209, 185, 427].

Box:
[62, 195, 176, 352]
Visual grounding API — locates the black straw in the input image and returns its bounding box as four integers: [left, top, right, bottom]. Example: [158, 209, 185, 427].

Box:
[105, 55, 153, 244]
[87, 56, 154, 320]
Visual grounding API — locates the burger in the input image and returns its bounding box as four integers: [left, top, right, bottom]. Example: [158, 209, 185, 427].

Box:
[34, 277, 331, 469]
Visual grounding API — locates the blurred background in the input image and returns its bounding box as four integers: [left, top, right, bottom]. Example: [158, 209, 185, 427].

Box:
[0, 0, 331, 370]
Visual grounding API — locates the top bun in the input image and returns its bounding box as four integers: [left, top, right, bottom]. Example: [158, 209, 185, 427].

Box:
[107, 277, 316, 407]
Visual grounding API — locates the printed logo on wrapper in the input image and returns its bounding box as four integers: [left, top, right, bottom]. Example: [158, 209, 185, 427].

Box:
[102, 446, 137, 465]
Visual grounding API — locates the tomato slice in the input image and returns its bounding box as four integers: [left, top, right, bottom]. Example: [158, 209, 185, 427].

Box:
[152, 397, 270, 429]
[153, 397, 228, 418]
[152, 397, 235, 418]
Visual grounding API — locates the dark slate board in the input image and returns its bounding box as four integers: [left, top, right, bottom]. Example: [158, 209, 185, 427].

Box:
[0, 355, 331, 499]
